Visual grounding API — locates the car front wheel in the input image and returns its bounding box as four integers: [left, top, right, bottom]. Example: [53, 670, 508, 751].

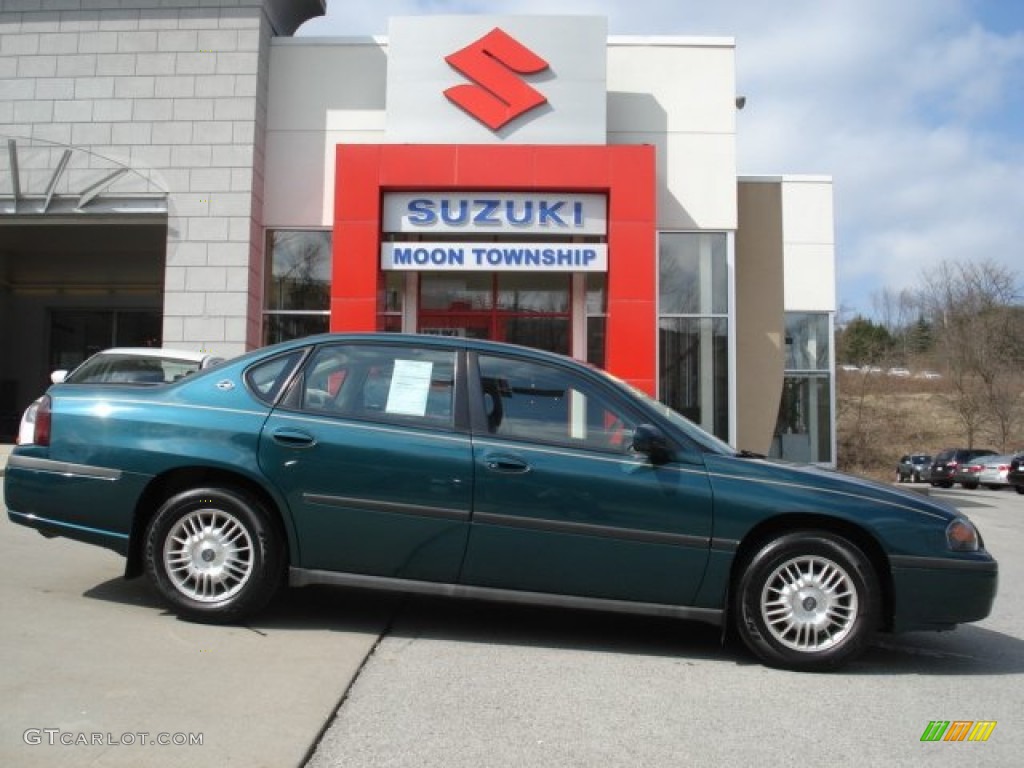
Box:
[145, 486, 284, 623]
[734, 532, 879, 671]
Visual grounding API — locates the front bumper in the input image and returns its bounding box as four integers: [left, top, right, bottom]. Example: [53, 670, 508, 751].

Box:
[890, 554, 998, 632]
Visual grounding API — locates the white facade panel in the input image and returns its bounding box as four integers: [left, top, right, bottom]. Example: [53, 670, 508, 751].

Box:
[609, 131, 737, 230]
[780, 178, 836, 311]
[608, 38, 737, 232]
[385, 16, 607, 144]
[783, 243, 836, 311]
[265, 40, 387, 227]
[607, 39, 736, 135]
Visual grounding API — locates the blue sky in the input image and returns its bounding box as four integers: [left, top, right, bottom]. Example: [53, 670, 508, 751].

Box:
[299, 1, 1024, 319]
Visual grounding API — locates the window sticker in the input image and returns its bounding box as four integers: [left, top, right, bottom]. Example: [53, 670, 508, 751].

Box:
[385, 360, 434, 416]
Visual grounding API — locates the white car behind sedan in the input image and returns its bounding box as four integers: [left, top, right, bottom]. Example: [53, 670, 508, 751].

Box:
[17, 348, 223, 445]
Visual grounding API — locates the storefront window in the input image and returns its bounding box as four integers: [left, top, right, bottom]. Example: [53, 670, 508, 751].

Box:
[785, 313, 830, 370]
[658, 233, 729, 439]
[263, 230, 330, 345]
[659, 317, 729, 438]
[420, 273, 493, 311]
[586, 273, 607, 368]
[377, 272, 405, 332]
[770, 313, 833, 464]
[496, 273, 569, 313]
[417, 272, 570, 354]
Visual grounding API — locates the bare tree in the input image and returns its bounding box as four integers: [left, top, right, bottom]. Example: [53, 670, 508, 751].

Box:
[916, 260, 1022, 450]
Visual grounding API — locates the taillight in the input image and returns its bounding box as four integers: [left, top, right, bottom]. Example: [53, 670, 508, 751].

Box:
[35, 395, 52, 447]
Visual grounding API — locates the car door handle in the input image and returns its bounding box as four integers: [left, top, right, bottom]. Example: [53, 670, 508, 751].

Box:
[484, 453, 531, 474]
[271, 428, 317, 448]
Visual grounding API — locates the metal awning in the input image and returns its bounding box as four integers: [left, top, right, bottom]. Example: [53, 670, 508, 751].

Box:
[1, 137, 167, 219]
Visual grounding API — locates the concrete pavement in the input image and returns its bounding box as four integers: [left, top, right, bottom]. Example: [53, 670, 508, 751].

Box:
[0, 480, 394, 768]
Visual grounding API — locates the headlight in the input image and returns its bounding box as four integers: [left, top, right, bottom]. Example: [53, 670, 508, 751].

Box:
[946, 517, 980, 552]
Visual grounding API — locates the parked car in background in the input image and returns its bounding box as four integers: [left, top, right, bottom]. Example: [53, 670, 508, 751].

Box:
[929, 448, 998, 489]
[896, 454, 932, 483]
[17, 348, 224, 445]
[1008, 454, 1024, 495]
[5, 333, 998, 672]
[954, 459, 989, 490]
[976, 455, 1014, 490]
[50, 347, 224, 385]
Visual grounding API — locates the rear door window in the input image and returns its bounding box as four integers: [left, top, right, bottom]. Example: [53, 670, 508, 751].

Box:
[285, 344, 458, 430]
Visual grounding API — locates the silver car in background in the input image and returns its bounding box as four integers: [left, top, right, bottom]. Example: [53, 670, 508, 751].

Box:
[977, 455, 1015, 490]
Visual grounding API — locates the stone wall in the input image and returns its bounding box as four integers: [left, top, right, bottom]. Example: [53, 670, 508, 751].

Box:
[0, 0, 323, 355]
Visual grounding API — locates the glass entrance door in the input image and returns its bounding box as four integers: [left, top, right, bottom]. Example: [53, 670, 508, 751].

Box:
[418, 273, 571, 355]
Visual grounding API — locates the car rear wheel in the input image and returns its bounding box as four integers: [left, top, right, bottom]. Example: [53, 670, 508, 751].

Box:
[145, 486, 284, 623]
[1016, 485, 1024, 495]
[734, 532, 879, 672]
[962, 483, 979, 490]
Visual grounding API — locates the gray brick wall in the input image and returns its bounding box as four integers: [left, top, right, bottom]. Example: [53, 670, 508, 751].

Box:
[0, 0, 318, 356]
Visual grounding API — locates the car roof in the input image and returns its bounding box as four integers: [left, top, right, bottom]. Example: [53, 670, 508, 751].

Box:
[259, 333, 593, 367]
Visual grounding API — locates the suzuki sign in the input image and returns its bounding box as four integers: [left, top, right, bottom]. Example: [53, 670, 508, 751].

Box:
[385, 16, 607, 144]
[444, 28, 550, 130]
[383, 193, 607, 234]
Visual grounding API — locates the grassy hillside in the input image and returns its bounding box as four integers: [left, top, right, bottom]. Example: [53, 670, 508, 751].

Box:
[836, 371, 1022, 481]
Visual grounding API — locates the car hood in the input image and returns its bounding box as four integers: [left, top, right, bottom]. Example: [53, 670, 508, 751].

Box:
[703, 453, 960, 522]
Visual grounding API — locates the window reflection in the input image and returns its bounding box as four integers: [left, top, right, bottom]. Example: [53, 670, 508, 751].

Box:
[658, 233, 727, 315]
[658, 232, 729, 440]
[771, 312, 833, 464]
[263, 230, 331, 345]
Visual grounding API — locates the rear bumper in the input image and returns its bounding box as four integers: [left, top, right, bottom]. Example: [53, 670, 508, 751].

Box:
[4, 453, 142, 556]
[890, 554, 997, 632]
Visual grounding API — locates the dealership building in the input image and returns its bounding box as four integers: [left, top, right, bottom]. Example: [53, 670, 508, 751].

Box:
[0, 0, 836, 464]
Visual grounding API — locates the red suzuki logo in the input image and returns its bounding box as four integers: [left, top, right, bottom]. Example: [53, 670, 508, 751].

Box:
[444, 28, 550, 130]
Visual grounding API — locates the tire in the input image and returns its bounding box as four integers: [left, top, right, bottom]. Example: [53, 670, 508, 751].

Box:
[1016, 485, 1024, 495]
[985, 485, 1002, 491]
[734, 532, 880, 672]
[145, 486, 284, 623]
[962, 483, 978, 490]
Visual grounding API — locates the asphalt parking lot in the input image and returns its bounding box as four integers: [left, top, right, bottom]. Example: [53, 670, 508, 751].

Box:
[2, 461, 1022, 767]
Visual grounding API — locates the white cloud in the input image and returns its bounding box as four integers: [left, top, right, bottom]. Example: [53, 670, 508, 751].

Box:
[302, 0, 1024, 314]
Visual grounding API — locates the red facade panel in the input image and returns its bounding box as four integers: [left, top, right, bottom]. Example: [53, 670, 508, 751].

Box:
[333, 143, 657, 393]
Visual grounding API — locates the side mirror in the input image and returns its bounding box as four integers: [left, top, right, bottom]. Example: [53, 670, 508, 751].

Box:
[632, 423, 673, 463]
[51, 370, 68, 384]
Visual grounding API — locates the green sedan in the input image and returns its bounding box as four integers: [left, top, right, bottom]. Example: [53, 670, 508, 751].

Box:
[5, 334, 997, 671]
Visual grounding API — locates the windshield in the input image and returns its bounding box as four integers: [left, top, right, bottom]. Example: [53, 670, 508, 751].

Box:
[592, 366, 737, 456]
